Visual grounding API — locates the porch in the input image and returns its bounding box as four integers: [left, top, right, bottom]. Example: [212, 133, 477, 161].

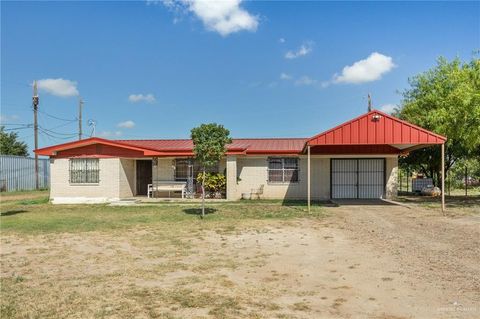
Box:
[132, 157, 227, 199]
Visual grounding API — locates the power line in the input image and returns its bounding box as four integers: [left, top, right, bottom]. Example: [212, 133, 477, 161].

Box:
[38, 129, 77, 140]
[3, 126, 32, 131]
[38, 113, 77, 131]
[2, 104, 78, 122]
[38, 126, 78, 137]
[37, 109, 77, 122]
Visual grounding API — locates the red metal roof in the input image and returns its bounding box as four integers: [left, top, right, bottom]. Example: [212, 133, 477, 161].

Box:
[35, 110, 446, 157]
[307, 110, 446, 147]
[115, 138, 308, 155]
[35, 137, 308, 157]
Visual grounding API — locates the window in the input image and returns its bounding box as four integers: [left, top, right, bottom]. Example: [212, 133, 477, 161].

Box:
[174, 159, 191, 181]
[268, 157, 299, 183]
[69, 158, 100, 184]
[174, 159, 218, 181]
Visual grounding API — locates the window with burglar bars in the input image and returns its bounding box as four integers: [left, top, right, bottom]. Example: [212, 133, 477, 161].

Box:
[69, 158, 100, 184]
[268, 157, 299, 183]
[174, 159, 218, 181]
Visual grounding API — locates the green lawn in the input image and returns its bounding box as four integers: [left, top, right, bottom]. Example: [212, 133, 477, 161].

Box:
[0, 191, 326, 234]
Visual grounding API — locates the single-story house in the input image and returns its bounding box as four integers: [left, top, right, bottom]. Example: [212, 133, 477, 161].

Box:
[35, 110, 447, 205]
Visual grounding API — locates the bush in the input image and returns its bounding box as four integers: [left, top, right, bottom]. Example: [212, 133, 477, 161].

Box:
[196, 172, 226, 198]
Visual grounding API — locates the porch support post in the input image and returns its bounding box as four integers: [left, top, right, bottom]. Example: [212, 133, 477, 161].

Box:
[307, 145, 311, 212]
[441, 143, 445, 213]
[226, 155, 237, 201]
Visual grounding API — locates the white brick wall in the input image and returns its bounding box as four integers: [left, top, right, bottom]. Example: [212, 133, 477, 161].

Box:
[152, 158, 175, 182]
[227, 155, 398, 200]
[119, 159, 135, 198]
[50, 155, 398, 203]
[231, 156, 330, 200]
[50, 158, 122, 203]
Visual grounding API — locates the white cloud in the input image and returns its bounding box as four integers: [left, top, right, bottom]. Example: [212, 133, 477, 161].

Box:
[333, 52, 396, 84]
[117, 120, 135, 129]
[128, 94, 156, 103]
[36, 78, 79, 97]
[380, 104, 397, 114]
[162, 0, 259, 36]
[99, 130, 122, 138]
[295, 76, 316, 86]
[285, 42, 313, 59]
[280, 72, 292, 80]
[278, 38, 285, 43]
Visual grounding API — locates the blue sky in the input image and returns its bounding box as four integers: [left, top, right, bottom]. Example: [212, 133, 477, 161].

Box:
[1, 1, 479, 154]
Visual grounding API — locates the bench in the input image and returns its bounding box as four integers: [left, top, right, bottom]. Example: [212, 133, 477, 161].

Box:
[148, 181, 187, 198]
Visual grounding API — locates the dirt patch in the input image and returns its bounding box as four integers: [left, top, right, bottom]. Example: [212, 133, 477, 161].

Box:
[1, 204, 479, 318]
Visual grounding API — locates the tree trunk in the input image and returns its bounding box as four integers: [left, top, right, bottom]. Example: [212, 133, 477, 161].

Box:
[201, 167, 205, 218]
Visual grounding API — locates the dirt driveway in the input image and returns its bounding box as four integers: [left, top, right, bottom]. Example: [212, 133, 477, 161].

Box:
[317, 202, 480, 318]
[1, 202, 479, 318]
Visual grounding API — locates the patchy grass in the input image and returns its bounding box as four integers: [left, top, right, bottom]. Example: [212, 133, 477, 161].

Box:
[0, 189, 49, 203]
[2, 191, 479, 319]
[395, 195, 480, 215]
[0, 194, 325, 234]
[0, 191, 329, 318]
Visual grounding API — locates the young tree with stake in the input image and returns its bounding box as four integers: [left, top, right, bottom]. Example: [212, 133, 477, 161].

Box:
[191, 123, 232, 218]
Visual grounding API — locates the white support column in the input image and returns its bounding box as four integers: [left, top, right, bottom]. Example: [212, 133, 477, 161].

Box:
[441, 143, 445, 212]
[307, 145, 311, 212]
[226, 155, 238, 201]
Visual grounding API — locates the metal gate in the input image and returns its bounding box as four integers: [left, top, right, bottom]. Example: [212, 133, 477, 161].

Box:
[331, 158, 385, 199]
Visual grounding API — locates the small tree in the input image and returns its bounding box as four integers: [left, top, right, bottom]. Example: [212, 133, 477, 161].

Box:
[0, 126, 28, 156]
[191, 123, 232, 218]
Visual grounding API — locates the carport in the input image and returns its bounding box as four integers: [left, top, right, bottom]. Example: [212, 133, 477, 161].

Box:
[305, 110, 447, 211]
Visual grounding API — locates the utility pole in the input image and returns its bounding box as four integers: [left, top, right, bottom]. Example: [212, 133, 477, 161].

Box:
[32, 80, 39, 190]
[78, 97, 83, 140]
[367, 93, 372, 112]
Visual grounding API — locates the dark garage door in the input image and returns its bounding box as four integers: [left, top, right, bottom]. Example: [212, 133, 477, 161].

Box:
[331, 159, 385, 199]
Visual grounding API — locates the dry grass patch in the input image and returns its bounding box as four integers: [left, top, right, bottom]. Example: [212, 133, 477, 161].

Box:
[1, 192, 328, 318]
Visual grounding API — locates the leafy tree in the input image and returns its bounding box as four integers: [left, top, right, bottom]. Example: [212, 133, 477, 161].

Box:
[191, 123, 232, 218]
[397, 56, 480, 187]
[0, 126, 28, 156]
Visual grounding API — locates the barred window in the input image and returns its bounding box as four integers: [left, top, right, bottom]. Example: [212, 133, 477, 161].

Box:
[175, 159, 218, 181]
[268, 157, 299, 183]
[175, 159, 191, 181]
[69, 158, 100, 184]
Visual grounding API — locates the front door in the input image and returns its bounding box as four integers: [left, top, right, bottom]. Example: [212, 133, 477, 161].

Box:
[136, 160, 152, 195]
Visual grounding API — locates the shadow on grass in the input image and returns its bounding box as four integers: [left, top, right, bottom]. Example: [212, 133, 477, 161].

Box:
[182, 207, 218, 216]
[330, 199, 397, 206]
[281, 199, 338, 208]
[0, 210, 28, 217]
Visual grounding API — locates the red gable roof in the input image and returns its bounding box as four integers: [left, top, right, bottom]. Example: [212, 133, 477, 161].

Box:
[114, 138, 307, 155]
[35, 110, 445, 157]
[307, 110, 446, 147]
[35, 137, 307, 157]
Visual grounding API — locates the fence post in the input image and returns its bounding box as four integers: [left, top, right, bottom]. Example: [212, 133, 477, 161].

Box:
[406, 169, 409, 192]
[399, 169, 402, 192]
[465, 165, 468, 197]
